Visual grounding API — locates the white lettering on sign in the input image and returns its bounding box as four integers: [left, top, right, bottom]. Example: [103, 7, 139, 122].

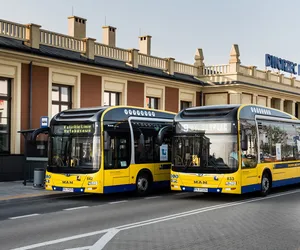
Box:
[250, 107, 272, 115]
[180, 122, 232, 134]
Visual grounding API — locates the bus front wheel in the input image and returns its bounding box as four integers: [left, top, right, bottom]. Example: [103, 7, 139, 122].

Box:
[260, 172, 271, 196]
[136, 172, 152, 196]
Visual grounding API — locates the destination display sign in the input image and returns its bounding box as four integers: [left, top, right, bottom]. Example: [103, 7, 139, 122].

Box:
[53, 124, 94, 134]
[176, 122, 233, 134]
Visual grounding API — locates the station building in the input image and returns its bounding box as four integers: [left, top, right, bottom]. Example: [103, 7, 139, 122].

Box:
[1, 15, 300, 181]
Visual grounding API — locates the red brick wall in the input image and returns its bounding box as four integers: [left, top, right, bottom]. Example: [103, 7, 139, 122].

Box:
[127, 81, 144, 107]
[165, 87, 179, 113]
[81, 74, 102, 107]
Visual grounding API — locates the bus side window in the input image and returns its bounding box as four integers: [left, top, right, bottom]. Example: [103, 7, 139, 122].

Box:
[240, 119, 258, 168]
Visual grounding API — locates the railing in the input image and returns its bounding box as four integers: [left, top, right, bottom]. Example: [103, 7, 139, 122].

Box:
[94, 43, 129, 62]
[40, 29, 85, 52]
[256, 69, 266, 79]
[174, 62, 198, 76]
[204, 65, 230, 75]
[269, 73, 280, 82]
[138, 54, 167, 70]
[239, 65, 252, 75]
[0, 19, 26, 40]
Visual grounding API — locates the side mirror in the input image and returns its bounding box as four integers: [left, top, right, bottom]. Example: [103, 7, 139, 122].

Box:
[241, 130, 248, 151]
[104, 131, 110, 150]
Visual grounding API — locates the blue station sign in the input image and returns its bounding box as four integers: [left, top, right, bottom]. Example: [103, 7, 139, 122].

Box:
[265, 54, 299, 75]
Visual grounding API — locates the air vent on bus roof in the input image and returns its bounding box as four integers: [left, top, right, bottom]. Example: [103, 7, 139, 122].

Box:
[181, 105, 239, 118]
[54, 107, 106, 121]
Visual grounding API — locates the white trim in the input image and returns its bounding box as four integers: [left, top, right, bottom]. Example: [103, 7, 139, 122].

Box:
[0, 59, 21, 154]
[101, 76, 127, 106]
[179, 89, 196, 110]
[48, 67, 81, 119]
[144, 83, 165, 110]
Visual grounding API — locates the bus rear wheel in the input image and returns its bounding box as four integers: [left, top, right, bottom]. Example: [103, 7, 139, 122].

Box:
[260, 172, 271, 196]
[136, 172, 152, 196]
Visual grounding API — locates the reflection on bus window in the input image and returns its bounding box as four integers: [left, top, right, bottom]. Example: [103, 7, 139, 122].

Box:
[240, 119, 258, 168]
[104, 122, 130, 169]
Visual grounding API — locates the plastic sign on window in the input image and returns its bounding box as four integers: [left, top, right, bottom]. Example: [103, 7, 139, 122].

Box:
[160, 144, 168, 161]
[0, 100, 4, 110]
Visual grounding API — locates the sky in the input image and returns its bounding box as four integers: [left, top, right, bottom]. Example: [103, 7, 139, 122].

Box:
[1, 0, 299, 73]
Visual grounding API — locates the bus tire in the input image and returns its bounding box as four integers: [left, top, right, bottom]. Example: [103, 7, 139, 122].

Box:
[260, 171, 272, 197]
[136, 171, 152, 196]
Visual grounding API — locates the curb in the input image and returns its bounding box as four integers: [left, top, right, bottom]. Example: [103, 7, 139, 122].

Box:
[0, 191, 82, 203]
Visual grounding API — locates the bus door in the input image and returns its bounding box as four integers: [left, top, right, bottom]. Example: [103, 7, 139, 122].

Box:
[130, 118, 173, 183]
[103, 123, 131, 192]
[153, 126, 172, 182]
[240, 119, 259, 192]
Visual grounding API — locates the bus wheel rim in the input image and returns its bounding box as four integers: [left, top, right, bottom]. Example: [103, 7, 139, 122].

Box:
[138, 177, 148, 192]
[262, 176, 269, 192]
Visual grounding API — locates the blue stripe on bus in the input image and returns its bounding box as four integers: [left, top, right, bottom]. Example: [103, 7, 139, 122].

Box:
[241, 184, 261, 193]
[104, 184, 136, 193]
[103, 181, 170, 194]
[272, 177, 300, 187]
[241, 177, 300, 193]
[180, 186, 222, 193]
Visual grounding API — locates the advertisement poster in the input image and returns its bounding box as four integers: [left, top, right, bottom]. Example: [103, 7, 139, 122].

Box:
[160, 144, 168, 161]
[276, 143, 281, 161]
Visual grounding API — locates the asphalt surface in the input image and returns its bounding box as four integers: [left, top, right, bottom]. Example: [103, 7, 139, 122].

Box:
[0, 185, 300, 250]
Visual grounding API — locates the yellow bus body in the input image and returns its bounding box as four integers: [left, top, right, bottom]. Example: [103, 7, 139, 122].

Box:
[45, 105, 174, 194]
[171, 104, 300, 195]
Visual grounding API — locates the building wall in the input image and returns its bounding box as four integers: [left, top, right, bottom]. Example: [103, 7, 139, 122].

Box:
[81, 73, 101, 107]
[21, 63, 29, 153]
[127, 81, 144, 107]
[165, 87, 179, 113]
[32, 65, 48, 128]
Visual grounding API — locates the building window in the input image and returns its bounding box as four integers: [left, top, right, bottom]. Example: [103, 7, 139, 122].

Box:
[0, 79, 10, 154]
[104, 91, 120, 106]
[52, 84, 72, 117]
[146, 96, 159, 109]
[181, 101, 192, 110]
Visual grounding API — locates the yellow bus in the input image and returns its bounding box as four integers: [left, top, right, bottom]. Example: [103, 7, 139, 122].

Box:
[170, 104, 300, 196]
[33, 106, 175, 196]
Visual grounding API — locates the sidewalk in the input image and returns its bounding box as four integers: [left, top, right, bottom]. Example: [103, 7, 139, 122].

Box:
[0, 181, 59, 202]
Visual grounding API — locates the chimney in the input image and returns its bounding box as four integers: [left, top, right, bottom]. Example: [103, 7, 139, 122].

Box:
[139, 35, 151, 55]
[102, 26, 116, 47]
[68, 16, 87, 39]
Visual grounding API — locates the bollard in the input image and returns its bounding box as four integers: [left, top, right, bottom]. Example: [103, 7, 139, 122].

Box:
[33, 168, 45, 188]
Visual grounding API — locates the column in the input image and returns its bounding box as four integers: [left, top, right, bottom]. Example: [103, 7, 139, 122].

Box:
[267, 97, 272, 107]
[279, 99, 285, 111]
[292, 101, 296, 117]
[252, 94, 257, 104]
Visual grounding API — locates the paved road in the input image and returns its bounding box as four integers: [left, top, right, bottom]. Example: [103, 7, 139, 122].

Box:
[1, 185, 300, 250]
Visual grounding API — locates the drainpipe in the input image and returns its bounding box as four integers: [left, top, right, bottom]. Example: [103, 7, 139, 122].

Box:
[29, 61, 32, 129]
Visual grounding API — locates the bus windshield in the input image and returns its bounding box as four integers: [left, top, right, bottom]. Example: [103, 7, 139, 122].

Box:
[173, 121, 238, 173]
[48, 124, 100, 173]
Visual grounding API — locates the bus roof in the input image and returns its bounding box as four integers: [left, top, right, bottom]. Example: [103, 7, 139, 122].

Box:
[175, 104, 296, 121]
[50, 105, 175, 124]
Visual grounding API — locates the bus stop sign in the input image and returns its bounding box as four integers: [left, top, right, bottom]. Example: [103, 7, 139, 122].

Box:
[40, 116, 48, 128]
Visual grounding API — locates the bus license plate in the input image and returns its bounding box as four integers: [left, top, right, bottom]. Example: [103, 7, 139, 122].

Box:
[194, 188, 208, 192]
[62, 188, 74, 192]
